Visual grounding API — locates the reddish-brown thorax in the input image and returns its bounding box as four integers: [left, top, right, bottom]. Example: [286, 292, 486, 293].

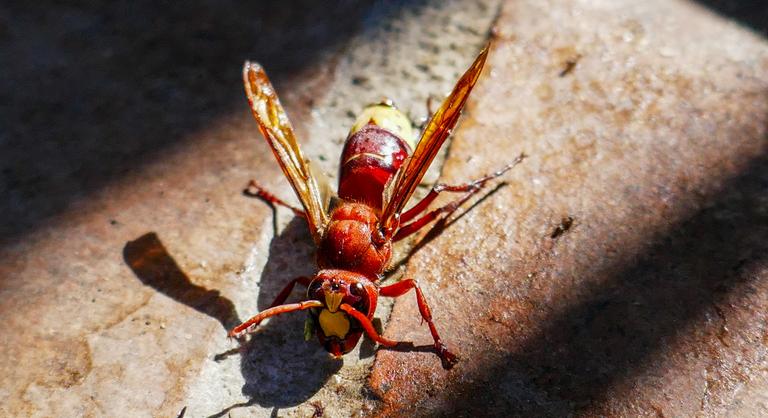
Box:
[317, 202, 392, 277]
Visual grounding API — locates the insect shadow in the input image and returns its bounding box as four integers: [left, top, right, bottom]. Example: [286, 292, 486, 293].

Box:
[692, 1, 768, 36]
[123, 232, 240, 331]
[227, 216, 342, 410]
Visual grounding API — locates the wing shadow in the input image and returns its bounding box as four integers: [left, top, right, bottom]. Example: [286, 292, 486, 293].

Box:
[123, 232, 241, 331]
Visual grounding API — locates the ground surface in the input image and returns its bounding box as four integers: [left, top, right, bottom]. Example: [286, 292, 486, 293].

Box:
[2, 1, 768, 417]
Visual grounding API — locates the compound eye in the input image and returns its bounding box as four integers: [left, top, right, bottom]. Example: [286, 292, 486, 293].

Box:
[307, 280, 323, 300]
[350, 282, 365, 297]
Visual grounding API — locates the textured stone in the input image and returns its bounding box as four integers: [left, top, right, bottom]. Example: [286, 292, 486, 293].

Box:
[0, 1, 498, 417]
[369, 1, 768, 416]
[4, 1, 768, 417]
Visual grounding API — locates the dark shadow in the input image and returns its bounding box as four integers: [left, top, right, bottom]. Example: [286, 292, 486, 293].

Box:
[221, 216, 341, 409]
[694, 0, 768, 35]
[124, 232, 240, 330]
[0, 0, 378, 249]
[254, 217, 317, 312]
[236, 316, 343, 407]
[445, 153, 768, 415]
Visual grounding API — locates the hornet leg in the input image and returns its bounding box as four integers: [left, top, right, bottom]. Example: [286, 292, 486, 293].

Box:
[229, 300, 323, 338]
[244, 180, 307, 218]
[394, 154, 526, 242]
[379, 279, 458, 369]
[268, 276, 312, 308]
[339, 304, 401, 348]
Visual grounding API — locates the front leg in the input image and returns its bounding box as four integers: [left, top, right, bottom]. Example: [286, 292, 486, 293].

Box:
[268, 276, 311, 308]
[229, 300, 324, 338]
[379, 279, 458, 369]
[339, 303, 401, 348]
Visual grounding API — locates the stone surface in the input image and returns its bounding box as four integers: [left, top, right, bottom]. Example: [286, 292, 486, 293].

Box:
[369, 0, 768, 416]
[0, 1, 497, 417]
[3, 0, 768, 417]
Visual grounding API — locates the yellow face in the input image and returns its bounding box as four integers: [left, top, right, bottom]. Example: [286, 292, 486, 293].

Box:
[318, 309, 350, 339]
[316, 288, 350, 338]
[306, 274, 369, 355]
[349, 103, 417, 149]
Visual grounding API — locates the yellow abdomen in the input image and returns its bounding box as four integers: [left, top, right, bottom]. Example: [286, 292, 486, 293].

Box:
[349, 102, 416, 149]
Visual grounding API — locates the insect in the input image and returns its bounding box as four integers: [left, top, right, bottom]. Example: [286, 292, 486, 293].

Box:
[550, 216, 574, 239]
[229, 44, 523, 369]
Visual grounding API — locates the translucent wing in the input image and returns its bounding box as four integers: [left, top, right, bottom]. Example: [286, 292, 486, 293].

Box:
[379, 45, 490, 236]
[243, 61, 330, 243]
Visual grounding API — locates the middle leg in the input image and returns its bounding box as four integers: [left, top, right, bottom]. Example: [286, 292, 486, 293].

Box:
[244, 180, 307, 218]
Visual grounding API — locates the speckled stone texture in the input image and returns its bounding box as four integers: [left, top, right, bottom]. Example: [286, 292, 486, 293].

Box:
[0, 1, 497, 417]
[369, 0, 768, 417]
[3, 0, 768, 417]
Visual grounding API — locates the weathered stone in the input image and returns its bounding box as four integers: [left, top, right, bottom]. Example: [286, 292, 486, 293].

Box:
[4, 0, 768, 416]
[0, 1, 498, 417]
[370, 1, 768, 416]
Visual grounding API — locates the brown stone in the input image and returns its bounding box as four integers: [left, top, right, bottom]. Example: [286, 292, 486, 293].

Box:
[3, 0, 768, 416]
[369, 1, 768, 416]
[0, 1, 499, 416]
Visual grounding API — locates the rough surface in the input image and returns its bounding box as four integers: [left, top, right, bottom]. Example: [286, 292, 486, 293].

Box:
[370, 0, 768, 416]
[0, 1, 497, 417]
[3, 0, 768, 417]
